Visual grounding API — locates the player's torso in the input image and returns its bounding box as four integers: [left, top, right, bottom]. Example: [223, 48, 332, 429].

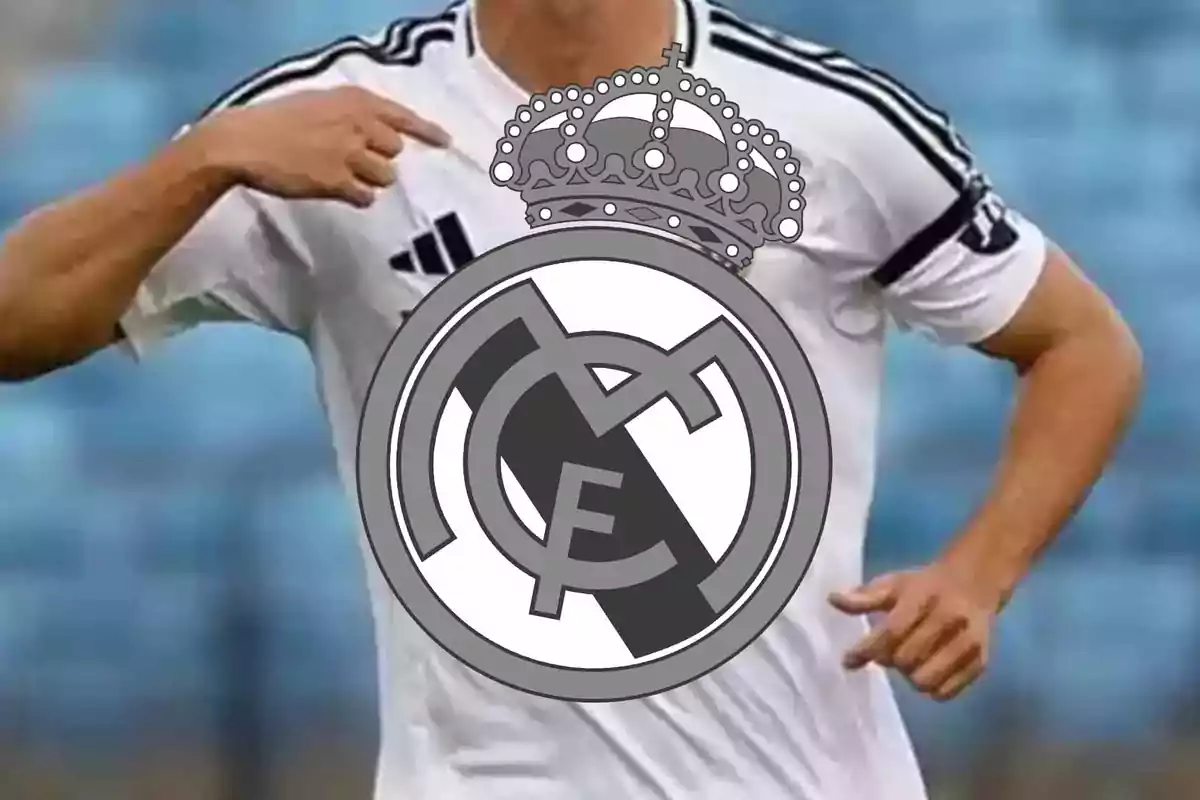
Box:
[292, 9, 894, 651]
[275, 13, 918, 799]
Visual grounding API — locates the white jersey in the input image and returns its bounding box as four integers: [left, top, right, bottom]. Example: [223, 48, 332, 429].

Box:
[120, 1, 1046, 797]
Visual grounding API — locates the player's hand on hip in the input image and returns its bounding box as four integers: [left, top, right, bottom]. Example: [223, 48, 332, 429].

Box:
[188, 86, 450, 209]
[828, 563, 999, 702]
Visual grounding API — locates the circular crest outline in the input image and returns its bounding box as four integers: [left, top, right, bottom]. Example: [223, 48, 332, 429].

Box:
[357, 226, 832, 702]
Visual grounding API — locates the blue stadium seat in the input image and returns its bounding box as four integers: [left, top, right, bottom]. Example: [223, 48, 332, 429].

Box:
[989, 573, 1042, 687]
[0, 398, 77, 474]
[0, 190, 25, 229]
[867, 471, 989, 568]
[72, 386, 191, 470]
[0, 508, 80, 575]
[13, 347, 138, 408]
[739, 0, 923, 70]
[1130, 471, 1200, 556]
[122, 326, 332, 465]
[910, 33, 1069, 130]
[737, 0, 848, 41]
[0, 65, 169, 203]
[103, 0, 271, 71]
[131, 324, 312, 398]
[252, 476, 373, 669]
[132, 480, 246, 570]
[107, 0, 447, 120]
[0, 440, 86, 573]
[999, 128, 1145, 234]
[0, 579, 46, 683]
[1135, 42, 1200, 123]
[1052, 472, 1141, 557]
[249, 473, 375, 721]
[269, 0, 415, 53]
[22, 661, 137, 744]
[910, 0, 1049, 41]
[1119, 128, 1199, 203]
[1095, 206, 1198, 276]
[1015, 560, 1200, 743]
[1050, 0, 1195, 51]
[252, 475, 363, 596]
[1137, 292, 1200, 357]
[881, 339, 1010, 461]
[133, 574, 219, 688]
[1124, 297, 1200, 458]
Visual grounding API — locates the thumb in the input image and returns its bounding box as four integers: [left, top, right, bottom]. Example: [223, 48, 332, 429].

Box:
[828, 573, 901, 615]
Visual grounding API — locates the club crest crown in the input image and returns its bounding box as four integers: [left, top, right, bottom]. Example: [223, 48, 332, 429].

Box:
[489, 43, 806, 269]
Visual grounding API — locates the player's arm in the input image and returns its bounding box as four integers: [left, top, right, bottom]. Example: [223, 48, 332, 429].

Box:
[954, 243, 1141, 600]
[0, 86, 447, 381]
[825, 107, 1142, 699]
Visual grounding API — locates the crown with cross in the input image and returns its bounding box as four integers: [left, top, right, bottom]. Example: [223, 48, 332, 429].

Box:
[488, 43, 806, 269]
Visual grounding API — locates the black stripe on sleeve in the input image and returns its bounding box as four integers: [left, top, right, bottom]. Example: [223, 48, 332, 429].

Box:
[197, 8, 458, 119]
[710, 9, 971, 172]
[218, 36, 383, 113]
[199, 34, 366, 118]
[388, 6, 458, 60]
[388, 27, 456, 67]
[870, 178, 986, 288]
[710, 31, 968, 189]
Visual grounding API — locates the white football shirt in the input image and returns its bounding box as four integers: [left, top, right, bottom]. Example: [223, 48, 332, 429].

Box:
[120, 1, 1047, 797]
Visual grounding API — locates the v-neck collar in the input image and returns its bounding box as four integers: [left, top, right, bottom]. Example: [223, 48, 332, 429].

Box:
[444, 0, 707, 173]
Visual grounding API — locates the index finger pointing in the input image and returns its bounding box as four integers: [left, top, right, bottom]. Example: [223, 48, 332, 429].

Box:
[372, 98, 450, 147]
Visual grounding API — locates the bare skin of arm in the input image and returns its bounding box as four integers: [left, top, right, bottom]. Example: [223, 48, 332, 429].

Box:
[831, 245, 1143, 700]
[0, 86, 448, 381]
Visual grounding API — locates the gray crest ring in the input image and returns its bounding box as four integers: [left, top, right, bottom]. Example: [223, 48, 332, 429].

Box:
[356, 226, 832, 702]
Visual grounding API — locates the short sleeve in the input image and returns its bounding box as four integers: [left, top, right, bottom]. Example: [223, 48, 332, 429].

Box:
[118, 184, 313, 360]
[832, 106, 1047, 346]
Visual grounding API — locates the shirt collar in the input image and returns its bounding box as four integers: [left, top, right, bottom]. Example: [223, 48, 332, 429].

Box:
[457, 0, 706, 72]
[445, 0, 708, 173]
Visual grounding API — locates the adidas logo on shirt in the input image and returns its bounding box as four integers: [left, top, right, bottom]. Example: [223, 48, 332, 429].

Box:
[390, 212, 477, 275]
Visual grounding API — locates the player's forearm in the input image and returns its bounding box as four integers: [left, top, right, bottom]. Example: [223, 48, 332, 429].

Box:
[939, 317, 1142, 609]
[0, 130, 236, 380]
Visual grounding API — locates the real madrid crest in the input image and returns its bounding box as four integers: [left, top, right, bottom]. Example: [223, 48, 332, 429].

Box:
[356, 44, 832, 702]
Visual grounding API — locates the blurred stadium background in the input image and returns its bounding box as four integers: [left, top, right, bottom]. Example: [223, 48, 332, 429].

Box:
[0, 0, 1197, 798]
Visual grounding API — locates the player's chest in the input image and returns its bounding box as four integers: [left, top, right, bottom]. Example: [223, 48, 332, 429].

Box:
[296, 142, 872, 341]
[301, 146, 531, 318]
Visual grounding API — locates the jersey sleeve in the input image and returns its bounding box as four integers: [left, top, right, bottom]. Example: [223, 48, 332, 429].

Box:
[830, 107, 1047, 346]
[117, 136, 314, 360]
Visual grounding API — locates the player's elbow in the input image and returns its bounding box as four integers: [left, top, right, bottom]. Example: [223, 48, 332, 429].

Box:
[0, 335, 97, 384]
[1059, 293, 1144, 418]
[0, 352, 64, 383]
[0, 285, 106, 383]
[997, 249, 1143, 407]
[1097, 307, 1143, 409]
[0, 324, 109, 383]
[0, 319, 58, 383]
